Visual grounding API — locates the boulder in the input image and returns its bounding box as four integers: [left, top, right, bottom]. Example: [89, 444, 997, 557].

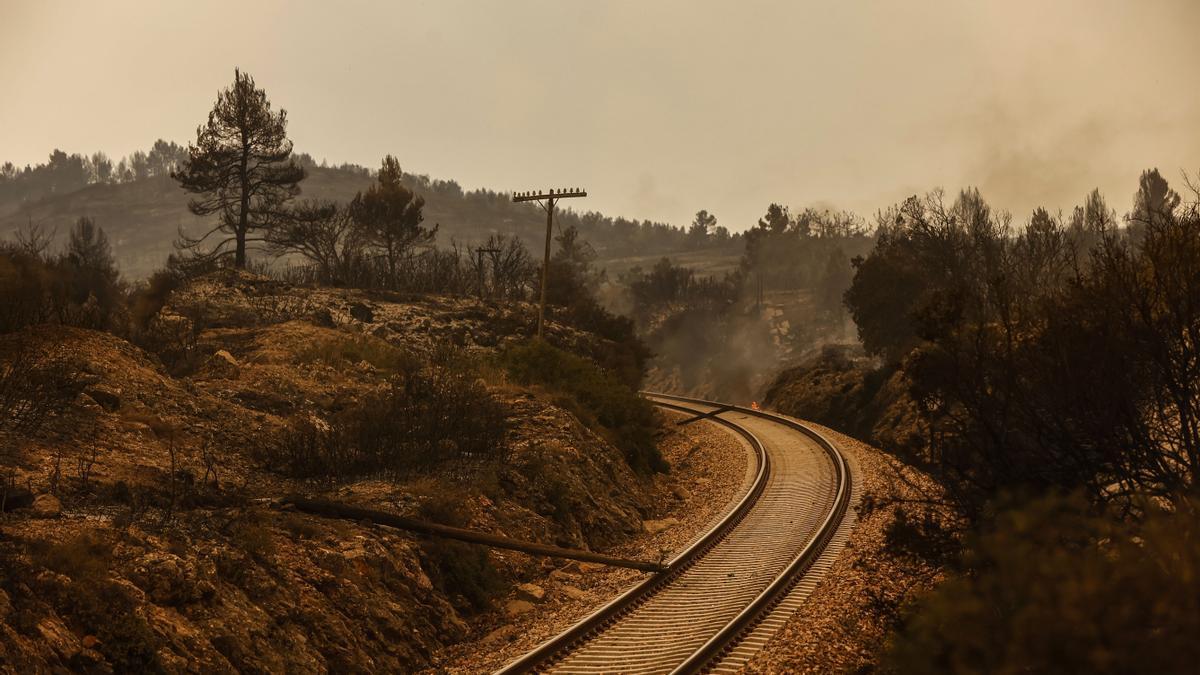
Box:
[558, 584, 588, 601]
[31, 493, 62, 518]
[311, 308, 336, 328]
[35, 617, 80, 661]
[515, 582, 546, 603]
[481, 625, 517, 645]
[76, 392, 104, 412]
[0, 486, 34, 512]
[83, 384, 122, 411]
[642, 517, 680, 535]
[207, 350, 240, 378]
[504, 599, 535, 617]
[128, 551, 202, 605]
[349, 303, 374, 323]
[549, 568, 578, 583]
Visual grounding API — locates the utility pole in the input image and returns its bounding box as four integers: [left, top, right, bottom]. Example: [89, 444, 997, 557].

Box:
[512, 187, 587, 339]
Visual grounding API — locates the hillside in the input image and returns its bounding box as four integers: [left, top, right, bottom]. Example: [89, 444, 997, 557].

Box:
[0, 165, 741, 280]
[0, 270, 744, 672]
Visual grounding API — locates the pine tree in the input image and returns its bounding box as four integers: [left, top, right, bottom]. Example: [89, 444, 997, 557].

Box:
[67, 216, 116, 275]
[348, 156, 434, 284]
[173, 69, 305, 268]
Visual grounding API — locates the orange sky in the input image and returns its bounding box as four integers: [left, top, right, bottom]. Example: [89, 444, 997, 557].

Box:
[2, 0, 1198, 229]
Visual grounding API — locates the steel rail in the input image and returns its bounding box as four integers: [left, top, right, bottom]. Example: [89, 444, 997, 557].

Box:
[494, 398, 771, 674]
[495, 393, 851, 674]
[651, 393, 852, 674]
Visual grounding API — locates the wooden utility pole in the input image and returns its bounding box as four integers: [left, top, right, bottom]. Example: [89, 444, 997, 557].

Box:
[512, 187, 587, 339]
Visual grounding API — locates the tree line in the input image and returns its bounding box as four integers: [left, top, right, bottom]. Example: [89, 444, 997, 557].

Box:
[0, 140, 189, 207]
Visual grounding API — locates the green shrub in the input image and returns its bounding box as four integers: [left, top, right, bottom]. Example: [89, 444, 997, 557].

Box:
[883, 492, 1200, 674]
[499, 340, 666, 474]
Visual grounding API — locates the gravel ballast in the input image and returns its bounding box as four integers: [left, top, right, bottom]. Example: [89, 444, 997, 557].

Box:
[424, 410, 755, 673]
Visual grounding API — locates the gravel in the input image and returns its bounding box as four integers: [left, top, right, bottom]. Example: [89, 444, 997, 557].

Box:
[739, 421, 948, 674]
[424, 411, 754, 673]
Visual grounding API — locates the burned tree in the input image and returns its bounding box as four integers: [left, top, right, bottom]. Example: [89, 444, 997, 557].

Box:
[172, 69, 305, 268]
[265, 200, 362, 283]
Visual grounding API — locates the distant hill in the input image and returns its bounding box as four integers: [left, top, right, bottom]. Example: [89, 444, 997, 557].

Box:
[0, 162, 739, 279]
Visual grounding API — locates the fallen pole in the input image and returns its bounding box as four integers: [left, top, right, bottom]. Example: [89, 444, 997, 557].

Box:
[280, 496, 668, 573]
[674, 404, 734, 426]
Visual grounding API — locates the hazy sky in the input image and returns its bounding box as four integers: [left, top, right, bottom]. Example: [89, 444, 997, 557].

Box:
[3, 0, 1198, 230]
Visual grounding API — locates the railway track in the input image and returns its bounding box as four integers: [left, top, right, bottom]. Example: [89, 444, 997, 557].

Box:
[495, 393, 853, 675]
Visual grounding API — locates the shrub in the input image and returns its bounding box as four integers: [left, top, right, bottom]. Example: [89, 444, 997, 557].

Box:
[540, 257, 652, 389]
[883, 492, 1200, 674]
[0, 235, 124, 335]
[29, 531, 113, 581]
[415, 488, 506, 613]
[0, 336, 87, 438]
[297, 334, 414, 373]
[266, 350, 508, 481]
[29, 532, 163, 672]
[499, 340, 666, 474]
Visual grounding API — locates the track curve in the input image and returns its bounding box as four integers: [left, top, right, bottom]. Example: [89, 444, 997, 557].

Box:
[495, 393, 852, 675]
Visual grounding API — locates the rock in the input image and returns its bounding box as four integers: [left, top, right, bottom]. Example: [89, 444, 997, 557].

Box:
[672, 485, 693, 501]
[642, 517, 680, 535]
[516, 582, 546, 603]
[83, 384, 122, 411]
[129, 551, 201, 605]
[371, 325, 391, 339]
[311, 308, 336, 328]
[349, 303, 374, 323]
[558, 584, 588, 601]
[81, 635, 101, 650]
[76, 392, 104, 412]
[549, 568, 578, 583]
[0, 486, 34, 512]
[31, 493, 62, 518]
[120, 420, 154, 436]
[504, 599, 535, 617]
[207, 350, 240, 378]
[71, 647, 105, 669]
[0, 588, 11, 617]
[36, 617, 80, 660]
[481, 625, 517, 645]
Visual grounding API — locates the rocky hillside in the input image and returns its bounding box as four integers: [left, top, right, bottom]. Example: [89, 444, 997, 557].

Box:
[0, 272, 675, 672]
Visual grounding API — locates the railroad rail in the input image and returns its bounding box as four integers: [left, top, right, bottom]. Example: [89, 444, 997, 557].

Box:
[495, 393, 852, 674]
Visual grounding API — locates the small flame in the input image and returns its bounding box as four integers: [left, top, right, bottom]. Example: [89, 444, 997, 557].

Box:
[750, 401, 761, 411]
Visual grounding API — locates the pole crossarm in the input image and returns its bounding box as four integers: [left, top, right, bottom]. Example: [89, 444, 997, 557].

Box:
[512, 188, 587, 203]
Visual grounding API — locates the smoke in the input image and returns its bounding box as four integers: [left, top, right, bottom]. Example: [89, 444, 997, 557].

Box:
[641, 290, 855, 404]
